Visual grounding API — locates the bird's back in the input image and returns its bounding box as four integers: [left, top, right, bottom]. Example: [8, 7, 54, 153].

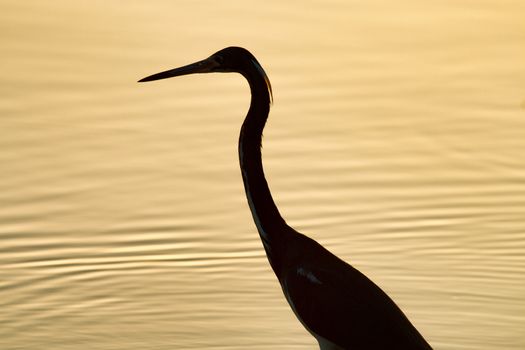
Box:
[279, 232, 432, 350]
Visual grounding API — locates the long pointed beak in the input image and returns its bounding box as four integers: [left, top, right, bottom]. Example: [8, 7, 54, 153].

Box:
[138, 57, 218, 82]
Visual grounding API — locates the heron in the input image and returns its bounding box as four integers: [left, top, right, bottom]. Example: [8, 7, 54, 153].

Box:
[139, 47, 432, 350]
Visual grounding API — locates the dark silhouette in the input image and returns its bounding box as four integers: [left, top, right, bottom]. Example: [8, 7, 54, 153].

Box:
[139, 47, 432, 350]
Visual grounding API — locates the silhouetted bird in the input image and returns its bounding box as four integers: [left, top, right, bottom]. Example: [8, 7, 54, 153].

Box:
[139, 47, 432, 350]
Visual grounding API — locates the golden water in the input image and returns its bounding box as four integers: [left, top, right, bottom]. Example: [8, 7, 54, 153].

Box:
[1, 1, 525, 349]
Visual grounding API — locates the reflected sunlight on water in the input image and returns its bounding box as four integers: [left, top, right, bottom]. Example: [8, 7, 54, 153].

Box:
[1, 1, 525, 349]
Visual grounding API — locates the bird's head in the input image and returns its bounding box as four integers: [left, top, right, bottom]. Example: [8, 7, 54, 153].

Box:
[139, 47, 258, 81]
[139, 46, 272, 102]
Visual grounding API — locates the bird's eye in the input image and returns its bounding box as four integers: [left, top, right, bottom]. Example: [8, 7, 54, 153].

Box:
[215, 55, 224, 64]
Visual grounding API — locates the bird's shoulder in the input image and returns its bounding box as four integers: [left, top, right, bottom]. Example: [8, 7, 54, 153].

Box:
[280, 240, 431, 349]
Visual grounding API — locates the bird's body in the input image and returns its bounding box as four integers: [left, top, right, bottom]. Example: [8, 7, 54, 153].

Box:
[139, 47, 432, 350]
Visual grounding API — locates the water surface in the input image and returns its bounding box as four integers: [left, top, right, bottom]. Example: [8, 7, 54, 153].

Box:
[1, 1, 525, 349]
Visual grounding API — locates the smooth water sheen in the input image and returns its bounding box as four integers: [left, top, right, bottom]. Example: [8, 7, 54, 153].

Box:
[1, 1, 525, 349]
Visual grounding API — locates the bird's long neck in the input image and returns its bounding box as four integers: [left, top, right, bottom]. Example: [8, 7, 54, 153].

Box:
[238, 61, 289, 272]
